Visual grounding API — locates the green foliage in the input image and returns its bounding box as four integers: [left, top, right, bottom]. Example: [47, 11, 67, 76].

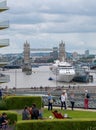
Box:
[15, 120, 96, 130]
[4, 96, 42, 110]
[0, 100, 7, 110]
[43, 108, 96, 119]
[7, 112, 18, 124]
[0, 110, 18, 124]
[15, 108, 96, 130]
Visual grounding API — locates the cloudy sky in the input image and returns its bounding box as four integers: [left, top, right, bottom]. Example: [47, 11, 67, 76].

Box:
[0, 0, 96, 54]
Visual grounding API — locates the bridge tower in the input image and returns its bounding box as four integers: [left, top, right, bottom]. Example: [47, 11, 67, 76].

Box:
[22, 41, 32, 74]
[58, 41, 66, 62]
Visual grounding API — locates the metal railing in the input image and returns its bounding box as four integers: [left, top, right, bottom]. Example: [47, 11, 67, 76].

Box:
[43, 95, 96, 109]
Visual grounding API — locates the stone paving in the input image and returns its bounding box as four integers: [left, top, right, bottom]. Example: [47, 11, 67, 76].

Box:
[44, 106, 96, 112]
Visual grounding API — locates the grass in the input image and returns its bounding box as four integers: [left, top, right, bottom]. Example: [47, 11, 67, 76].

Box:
[17, 108, 96, 121]
[44, 108, 96, 120]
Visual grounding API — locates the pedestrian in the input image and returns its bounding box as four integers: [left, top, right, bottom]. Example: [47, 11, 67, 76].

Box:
[22, 106, 30, 120]
[84, 89, 90, 109]
[5, 86, 8, 94]
[0, 89, 2, 100]
[31, 103, 39, 119]
[70, 91, 75, 110]
[48, 93, 53, 110]
[64, 90, 68, 108]
[60, 91, 67, 110]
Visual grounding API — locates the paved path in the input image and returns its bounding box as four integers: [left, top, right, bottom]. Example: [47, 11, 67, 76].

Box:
[71, 108, 96, 112]
[44, 106, 96, 112]
[8, 126, 14, 130]
[5, 126, 15, 130]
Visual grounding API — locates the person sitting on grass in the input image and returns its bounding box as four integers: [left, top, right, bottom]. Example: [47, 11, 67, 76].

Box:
[0, 112, 9, 129]
[31, 103, 39, 119]
[52, 110, 72, 119]
[22, 106, 31, 120]
[52, 110, 64, 119]
[38, 108, 43, 119]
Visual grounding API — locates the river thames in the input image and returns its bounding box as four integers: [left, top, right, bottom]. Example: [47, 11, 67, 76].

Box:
[1, 66, 96, 89]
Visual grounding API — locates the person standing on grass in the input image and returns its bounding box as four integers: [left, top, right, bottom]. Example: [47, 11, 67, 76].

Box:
[48, 93, 53, 110]
[70, 91, 75, 110]
[60, 91, 67, 110]
[84, 89, 90, 109]
[64, 90, 68, 108]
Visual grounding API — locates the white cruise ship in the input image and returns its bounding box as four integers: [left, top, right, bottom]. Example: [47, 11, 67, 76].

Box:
[50, 60, 75, 82]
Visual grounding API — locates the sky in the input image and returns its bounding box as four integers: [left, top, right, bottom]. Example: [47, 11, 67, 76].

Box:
[0, 0, 96, 54]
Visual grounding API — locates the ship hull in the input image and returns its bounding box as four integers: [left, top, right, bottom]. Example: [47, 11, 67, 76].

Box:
[73, 74, 90, 83]
[56, 73, 75, 82]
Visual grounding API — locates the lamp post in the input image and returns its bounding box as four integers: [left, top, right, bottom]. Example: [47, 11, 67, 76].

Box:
[56, 69, 58, 87]
[15, 69, 17, 88]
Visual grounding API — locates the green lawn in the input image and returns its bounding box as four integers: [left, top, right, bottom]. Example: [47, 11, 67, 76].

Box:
[44, 108, 96, 120]
[18, 108, 96, 121]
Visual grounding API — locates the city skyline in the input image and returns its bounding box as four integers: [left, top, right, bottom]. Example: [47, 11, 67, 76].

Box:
[0, 0, 96, 54]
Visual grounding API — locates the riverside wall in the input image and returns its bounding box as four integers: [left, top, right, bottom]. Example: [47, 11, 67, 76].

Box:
[2, 85, 96, 109]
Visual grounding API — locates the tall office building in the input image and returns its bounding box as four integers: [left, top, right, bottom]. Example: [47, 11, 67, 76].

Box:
[0, 0, 10, 83]
[85, 50, 89, 57]
[52, 47, 58, 60]
[72, 51, 79, 60]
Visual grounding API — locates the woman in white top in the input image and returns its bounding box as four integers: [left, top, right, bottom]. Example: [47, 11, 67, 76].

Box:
[60, 92, 67, 110]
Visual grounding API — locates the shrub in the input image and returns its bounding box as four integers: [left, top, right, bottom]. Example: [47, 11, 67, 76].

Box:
[0, 100, 7, 110]
[16, 120, 96, 130]
[4, 96, 42, 110]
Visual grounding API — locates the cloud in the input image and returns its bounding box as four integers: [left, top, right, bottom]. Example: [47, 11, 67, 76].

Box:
[0, 0, 96, 54]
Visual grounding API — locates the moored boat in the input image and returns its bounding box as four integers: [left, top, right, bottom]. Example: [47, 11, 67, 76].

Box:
[73, 65, 93, 83]
[50, 60, 75, 82]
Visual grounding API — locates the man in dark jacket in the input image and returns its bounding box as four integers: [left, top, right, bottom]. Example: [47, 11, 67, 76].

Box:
[31, 103, 39, 119]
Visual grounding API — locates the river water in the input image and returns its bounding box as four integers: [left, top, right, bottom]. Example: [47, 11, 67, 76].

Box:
[1, 66, 96, 89]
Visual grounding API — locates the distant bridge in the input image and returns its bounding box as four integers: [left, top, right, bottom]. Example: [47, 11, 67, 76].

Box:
[30, 48, 53, 51]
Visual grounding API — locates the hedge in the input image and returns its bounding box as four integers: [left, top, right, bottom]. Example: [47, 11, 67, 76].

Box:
[4, 96, 42, 110]
[0, 100, 7, 110]
[15, 120, 96, 130]
[0, 110, 18, 124]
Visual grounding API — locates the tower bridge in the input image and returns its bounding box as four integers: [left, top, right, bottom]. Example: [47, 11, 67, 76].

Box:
[22, 41, 65, 74]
